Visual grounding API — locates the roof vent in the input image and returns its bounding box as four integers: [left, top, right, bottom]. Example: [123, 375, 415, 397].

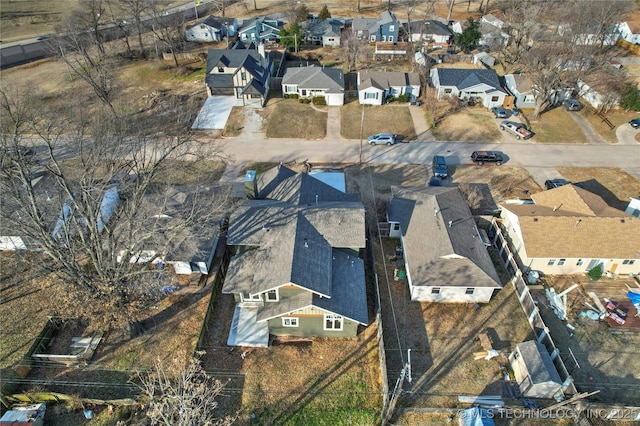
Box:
[448, 220, 453, 227]
[533, 218, 538, 222]
[304, 241, 308, 248]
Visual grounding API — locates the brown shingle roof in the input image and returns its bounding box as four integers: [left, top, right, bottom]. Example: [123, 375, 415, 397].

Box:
[503, 185, 640, 259]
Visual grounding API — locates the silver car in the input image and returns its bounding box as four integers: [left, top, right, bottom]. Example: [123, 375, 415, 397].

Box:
[367, 133, 397, 146]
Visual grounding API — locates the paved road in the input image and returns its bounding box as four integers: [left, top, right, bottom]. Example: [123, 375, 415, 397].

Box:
[212, 105, 640, 184]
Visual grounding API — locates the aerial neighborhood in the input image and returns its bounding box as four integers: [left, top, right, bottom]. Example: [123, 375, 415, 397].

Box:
[1, 0, 640, 424]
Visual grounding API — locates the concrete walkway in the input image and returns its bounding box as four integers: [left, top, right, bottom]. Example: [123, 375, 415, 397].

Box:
[408, 105, 432, 140]
[325, 106, 342, 141]
[566, 111, 606, 145]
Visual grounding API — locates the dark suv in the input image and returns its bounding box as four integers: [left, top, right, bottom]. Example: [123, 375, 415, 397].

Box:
[471, 151, 503, 165]
[432, 155, 448, 178]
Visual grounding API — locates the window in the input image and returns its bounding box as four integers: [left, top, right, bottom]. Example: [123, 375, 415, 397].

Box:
[577, 259, 584, 266]
[217, 67, 224, 73]
[491, 96, 499, 102]
[241, 72, 247, 81]
[623, 259, 636, 265]
[465, 288, 475, 295]
[370, 35, 376, 42]
[282, 317, 298, 327]
[241, 292, 261, 302]
[389, 25, 395, 32]
[431, 287, 441, 294]
[548, 259, 556, 266]
[388, 36, 393, 42]
[444, 88, 452, 94]
[284, 85, 296, 94]
[365, 92, 378, 100]
[324, 314, 343, 330]
[558, 259, 566, 266]
[382, 35, 386, 42]
[200, 25, 206, 29]
[392, 223, 400, 231]
[301, 89, 307, 96]
[266, 289, 278, 301]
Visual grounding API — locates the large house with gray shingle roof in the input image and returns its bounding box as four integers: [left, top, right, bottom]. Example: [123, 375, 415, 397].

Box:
[205, 42, 272, 107]
[223, 166, 368, 347]
[499, 185, 640, 276]
[429, 68, 507, 108]
[407, 20, 453, 44]
[238, 16, 283, 43]
[282, 65, 345, 105]
[387, 186, 502, 303]
[303, 18, 343, 47]
[357, 71, 421, 105]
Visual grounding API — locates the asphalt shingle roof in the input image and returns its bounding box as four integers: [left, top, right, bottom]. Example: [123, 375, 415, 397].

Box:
[387, 186, 501, 288]
[516, 341, 562, 385]
[223, 166, 367, 323]
[435, 68, 504, 92]
[501, 185, 640, 259]
[282, 66, 345, 93]
[358, 71, 420, 91]
[409, 20, 453, 36]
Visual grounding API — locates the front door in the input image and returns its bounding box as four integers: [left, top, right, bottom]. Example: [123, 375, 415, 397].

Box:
[585, 259, 601, 272]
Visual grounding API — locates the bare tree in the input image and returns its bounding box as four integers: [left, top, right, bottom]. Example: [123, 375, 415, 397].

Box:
[342, 29, 366, 73]
[118, 0, 152, 57]
[147, 1, 188, 66]
[0, 91, 229, 336]
[133, 352, 235, 426]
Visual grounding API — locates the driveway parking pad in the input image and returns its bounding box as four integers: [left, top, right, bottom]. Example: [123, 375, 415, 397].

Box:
[191, 96, 240, 130]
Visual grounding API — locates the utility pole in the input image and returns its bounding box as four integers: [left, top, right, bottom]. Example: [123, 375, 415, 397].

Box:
[447, 0, 455, 23]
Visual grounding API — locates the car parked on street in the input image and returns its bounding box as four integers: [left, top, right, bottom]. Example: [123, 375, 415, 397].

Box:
[432, 155, 448, 178]
[367, 133, 397, 146]
[471, 151, 503, 165]
[563, 99, 583, 111]
[491, 106, 507, 118]
[629, 118, 640, 129]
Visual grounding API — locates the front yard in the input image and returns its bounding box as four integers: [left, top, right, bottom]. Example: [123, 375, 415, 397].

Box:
[262, 98, 328, 139]
[341, 101, 417, 141]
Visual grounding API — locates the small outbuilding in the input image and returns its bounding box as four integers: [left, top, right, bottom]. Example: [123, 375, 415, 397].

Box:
[509, 340, 563, 399]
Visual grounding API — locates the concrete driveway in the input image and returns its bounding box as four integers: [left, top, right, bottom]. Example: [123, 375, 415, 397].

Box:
[192, 96, 241, 130]
[616, 121, 640, 145]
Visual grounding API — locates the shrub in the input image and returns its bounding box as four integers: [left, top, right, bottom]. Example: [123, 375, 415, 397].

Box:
[619, 83, 640, 111]
[588, 264, 603, 281]
[299, 98, 310, 104]
[284, 94, 299, 99]
[312, 96, 327, 106]
[397, 93, 410, 103]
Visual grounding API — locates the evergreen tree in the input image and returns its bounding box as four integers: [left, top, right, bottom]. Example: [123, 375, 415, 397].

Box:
[455, 17, 482, 53]
[318, 4, 331, 20]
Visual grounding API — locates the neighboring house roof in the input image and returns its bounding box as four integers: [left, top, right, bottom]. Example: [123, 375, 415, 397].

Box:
[515, 341, 562, 386]
[434, 68, 505, 93]
[387, 186, 501, 288]
[282, 66, 345, 94]
[481, 13, 504, 28]
[506, 74, 533, 93]
[359, 71, 420, 91]
[223, 166, 367, 325]
[199, 15, 225, 29]
[205, 47, 270, 94]
[408, 20, 453, 36]
[352, 17, 378, 33]
[502, 185, 640, 259]
[305, 19, 342, 38]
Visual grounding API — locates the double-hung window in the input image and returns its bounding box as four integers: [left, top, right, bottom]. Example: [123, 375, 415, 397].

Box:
[324, 314, 343, 331]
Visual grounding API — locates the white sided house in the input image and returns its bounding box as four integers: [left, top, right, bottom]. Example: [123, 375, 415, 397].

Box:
[499, 185, 640, 276]
[282, 65, 345, 106]
[504, 74, 536, 109]
[357, 71, 420, 105]
[430, 68, 506, 108]
[186, 16, 237, 42]
[387, 186, 502, 303]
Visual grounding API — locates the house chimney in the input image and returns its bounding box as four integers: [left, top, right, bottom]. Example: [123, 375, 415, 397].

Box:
[553, 203, 563, 212]
[574, 219, 582, 228]
[258, 42, 266, 60]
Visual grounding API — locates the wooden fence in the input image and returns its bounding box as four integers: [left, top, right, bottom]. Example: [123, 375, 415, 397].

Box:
[490, 218, 577, 395]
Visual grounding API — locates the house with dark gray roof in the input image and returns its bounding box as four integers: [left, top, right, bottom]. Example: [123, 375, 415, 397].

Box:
[352, 11, 403, 42]
[303, 18, 343, 47]
[407, 20, 453, 44]
[429, 67, 507, 108]
[509, 340, 563, 399]
[357, 71, 421, 105]
[186, 16, 238, 42]
[282, 65, 345, 105]
[205, 43, 273, 107]
[223, 166, 368, 347]
[387, 186, 501, 303]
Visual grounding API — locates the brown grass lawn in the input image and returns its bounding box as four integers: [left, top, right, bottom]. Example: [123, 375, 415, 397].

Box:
[341, 101, 417, 141]
[263, 99, 327, 139]
[223, 107, 246, 137]
[431, 108, 501, 142]
[522, 107, 588, 144]
[556, 167, 640, 211]
[582, 108, 639, 144]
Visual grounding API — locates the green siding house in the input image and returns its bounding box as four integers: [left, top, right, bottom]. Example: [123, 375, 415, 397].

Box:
[223, 166, 369, 347]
